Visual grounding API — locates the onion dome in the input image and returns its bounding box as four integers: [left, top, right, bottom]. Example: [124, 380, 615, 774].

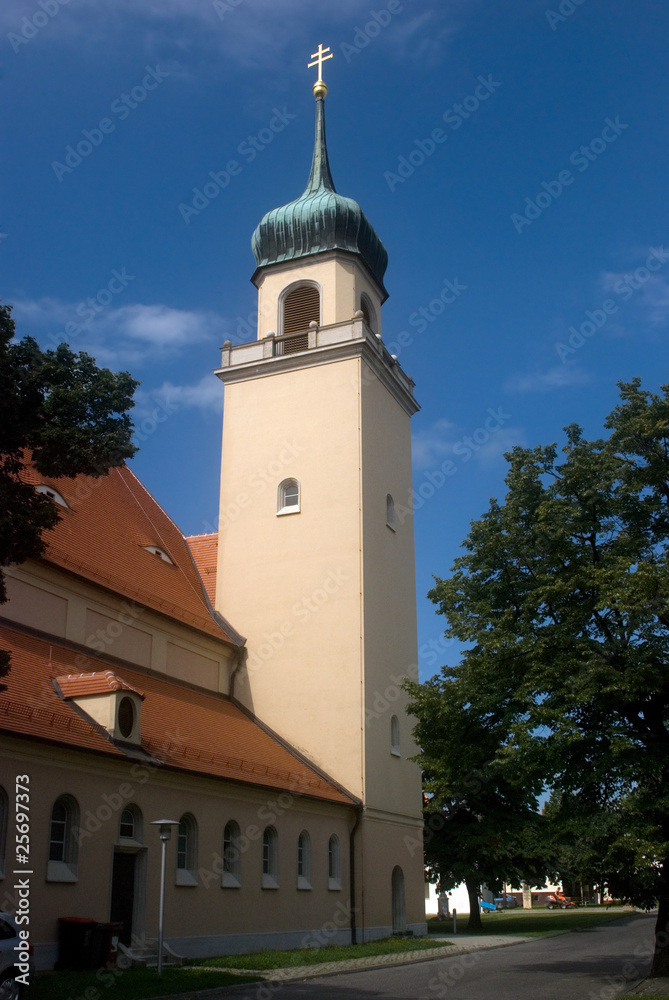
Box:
[251, 93, 388, 293]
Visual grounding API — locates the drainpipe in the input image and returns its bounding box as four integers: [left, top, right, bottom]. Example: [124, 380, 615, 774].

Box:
[349, 804, 363, 944]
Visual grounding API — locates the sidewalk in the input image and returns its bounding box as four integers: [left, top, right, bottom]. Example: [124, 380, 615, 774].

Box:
[170, 933, 534, 997]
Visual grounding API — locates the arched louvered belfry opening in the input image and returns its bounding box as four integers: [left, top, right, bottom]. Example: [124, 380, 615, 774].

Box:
[282, 283, 320, 335]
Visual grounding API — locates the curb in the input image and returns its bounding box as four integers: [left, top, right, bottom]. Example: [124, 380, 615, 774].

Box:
[141, 935, 533, 998]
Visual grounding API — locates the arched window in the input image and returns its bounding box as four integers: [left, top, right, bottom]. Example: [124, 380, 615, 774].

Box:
[47, 795, 79, 881]
[328, 834, 341, 890]
[282, 283, 320, 335]
[360, 294, 377, 333]
[390, 714, 401, 756]
[261, 826, 279, 888]
[297, 830, 312, 890]
[222, 820, 241, 888]
[277, 478, 300, 515]
[386, 494, 395, 531]
[0, 786, 7, 878]
[119, 805, 143, 843]
[176, 813, 198, 886]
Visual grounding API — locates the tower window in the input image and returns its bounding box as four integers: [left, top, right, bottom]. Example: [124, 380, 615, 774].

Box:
[277, 478, 300, 515]
[360, 293, 377, 333]
[386, 494, 396, 531]
[391, 714, 401, 756]
[282, 283, 320, 335]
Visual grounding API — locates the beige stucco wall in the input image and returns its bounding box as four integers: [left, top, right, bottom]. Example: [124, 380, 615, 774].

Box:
[216, 285, 424, 839]
[254, 253, 384, 338]
[2, 563, 236, 695]
[216, 357, 365, 795]
[0, 735, 355, 965]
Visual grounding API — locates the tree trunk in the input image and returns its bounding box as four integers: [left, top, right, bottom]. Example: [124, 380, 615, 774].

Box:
[651, 890, 669, 977]
[466, 880, 483, 932]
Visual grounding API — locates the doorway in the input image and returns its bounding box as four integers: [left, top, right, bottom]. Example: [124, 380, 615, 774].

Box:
[110, 851, 136, 945]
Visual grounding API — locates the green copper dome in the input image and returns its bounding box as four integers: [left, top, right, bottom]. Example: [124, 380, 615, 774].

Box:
[251, 96, 388, 292]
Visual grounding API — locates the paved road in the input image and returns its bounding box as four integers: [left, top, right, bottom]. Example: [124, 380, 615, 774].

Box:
[228, 913, 656, 1000]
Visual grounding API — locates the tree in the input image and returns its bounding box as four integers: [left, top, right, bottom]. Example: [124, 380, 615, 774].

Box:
[427, 379, 669, 974]
[0, 302, 138, 686]
[406, 671, 550, 930]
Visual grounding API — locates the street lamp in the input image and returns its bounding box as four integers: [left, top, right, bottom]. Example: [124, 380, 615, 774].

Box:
[151, 819, 180, 977]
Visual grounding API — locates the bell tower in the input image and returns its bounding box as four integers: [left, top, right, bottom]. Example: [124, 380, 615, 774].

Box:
[215, 48, 426, 938]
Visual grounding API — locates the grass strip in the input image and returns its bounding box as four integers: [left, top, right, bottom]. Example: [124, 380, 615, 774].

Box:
[29, 964, 260, 1000]
[428, 906, 636, 937]
[201, 936, 452, 971]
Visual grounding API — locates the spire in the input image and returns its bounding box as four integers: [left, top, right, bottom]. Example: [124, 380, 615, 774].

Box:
[250, 43, 389, 294]
[303, 95, 335, 195]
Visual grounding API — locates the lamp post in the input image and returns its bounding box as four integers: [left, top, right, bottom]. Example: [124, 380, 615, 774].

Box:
[151, 819, 180, 977]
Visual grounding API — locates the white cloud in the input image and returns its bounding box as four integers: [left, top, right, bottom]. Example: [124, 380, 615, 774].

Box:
[505, 365, 590, 394]
[412, 413, 523, 471]
[0, 0, 460, 66]
[412, 418, 457, 469]
[142, 374, 223, 416]
[11, 297, 228, 367]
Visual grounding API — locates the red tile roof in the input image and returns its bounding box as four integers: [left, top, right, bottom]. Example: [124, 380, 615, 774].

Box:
[20, 463, 241, 646]
[186, 533, 218, 606]
[0, 625, 354, 805]
[56, 671, 145, 699]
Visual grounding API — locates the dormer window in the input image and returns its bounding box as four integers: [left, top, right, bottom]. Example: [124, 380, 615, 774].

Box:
[143, 545, 173, 564]
[35, 484, 68, 508]
[56, 671, 144, 745]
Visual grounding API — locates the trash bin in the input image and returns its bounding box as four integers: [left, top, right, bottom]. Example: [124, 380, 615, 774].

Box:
[92, 922, 125, 968]
[57, 917, 96, 970]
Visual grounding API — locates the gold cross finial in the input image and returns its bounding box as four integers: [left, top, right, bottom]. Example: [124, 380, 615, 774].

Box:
[308, 44, 333, 98]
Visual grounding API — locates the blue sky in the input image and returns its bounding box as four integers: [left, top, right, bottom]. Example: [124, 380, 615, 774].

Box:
[3, 0, 668, 681]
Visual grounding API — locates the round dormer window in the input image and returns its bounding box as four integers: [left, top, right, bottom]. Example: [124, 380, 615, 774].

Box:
[118, 697, 135, 738]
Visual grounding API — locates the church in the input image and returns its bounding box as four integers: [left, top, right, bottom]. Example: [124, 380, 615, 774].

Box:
[0, 47, 427, 969]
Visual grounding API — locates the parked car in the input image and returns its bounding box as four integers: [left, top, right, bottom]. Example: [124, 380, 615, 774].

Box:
[494, 894, 518, 910]
[0, 912, 32, 999]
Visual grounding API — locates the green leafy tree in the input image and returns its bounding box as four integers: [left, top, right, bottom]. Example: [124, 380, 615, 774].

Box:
[406, 672, 550, 930]
[427, 379, 669, 974]
[0, 302, 138, 686]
